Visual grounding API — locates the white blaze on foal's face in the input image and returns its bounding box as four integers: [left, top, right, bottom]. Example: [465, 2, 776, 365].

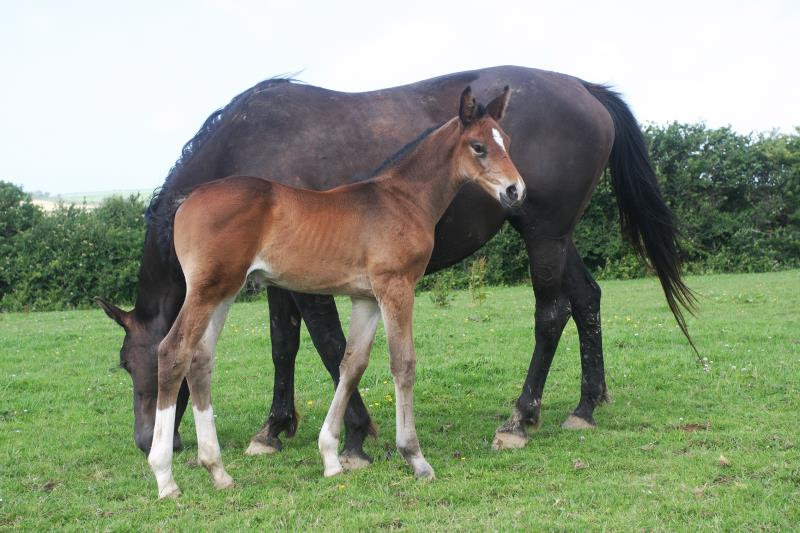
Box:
[492, 128, 506, 153]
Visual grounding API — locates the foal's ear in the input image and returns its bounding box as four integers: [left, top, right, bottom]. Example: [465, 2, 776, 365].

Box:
[95, 297, 132, 330]
[486, 85, 511, 121]
[459, 86, 478, 127]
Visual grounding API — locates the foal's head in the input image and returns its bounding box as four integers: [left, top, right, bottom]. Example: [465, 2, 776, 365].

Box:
[455, 86, 525, 209]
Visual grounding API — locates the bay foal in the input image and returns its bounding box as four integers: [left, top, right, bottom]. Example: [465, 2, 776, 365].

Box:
[148, 86, 525, 498]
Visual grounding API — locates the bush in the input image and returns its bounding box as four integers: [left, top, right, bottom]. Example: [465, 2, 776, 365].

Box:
[0, 182, 43, 301]
[0, 190, 146, 311]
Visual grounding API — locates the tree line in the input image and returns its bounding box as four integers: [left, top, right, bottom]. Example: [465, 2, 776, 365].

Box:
[2, 122, 798, 311]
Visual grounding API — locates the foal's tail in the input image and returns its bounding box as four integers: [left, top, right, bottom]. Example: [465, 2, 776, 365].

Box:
[582, 82, 698, 356]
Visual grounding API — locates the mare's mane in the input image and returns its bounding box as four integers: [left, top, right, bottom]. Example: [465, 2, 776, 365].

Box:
[146, 77, 299, 267]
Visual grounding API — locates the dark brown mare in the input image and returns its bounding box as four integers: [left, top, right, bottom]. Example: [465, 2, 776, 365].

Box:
[97, 65, 694, 464]
[145, 87, 522, 498]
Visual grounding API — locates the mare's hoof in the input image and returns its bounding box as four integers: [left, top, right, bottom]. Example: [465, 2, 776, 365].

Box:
[561, 414, 596, 430]
[245, 436, 282, 456]
[492, 430, 528, 450]
[339, 450, 373, 471]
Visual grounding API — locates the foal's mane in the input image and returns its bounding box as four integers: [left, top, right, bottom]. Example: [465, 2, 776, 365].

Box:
[366, 123, 443, 180]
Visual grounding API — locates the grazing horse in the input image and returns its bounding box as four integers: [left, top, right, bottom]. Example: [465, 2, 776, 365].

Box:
[97, 65, 694, 463]
[146, 87, 523, 498]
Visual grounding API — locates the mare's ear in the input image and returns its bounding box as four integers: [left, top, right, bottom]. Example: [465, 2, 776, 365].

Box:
[95, 297, 132, 330]
[459, 86, 478, 127]
[486, 85, 511, 121]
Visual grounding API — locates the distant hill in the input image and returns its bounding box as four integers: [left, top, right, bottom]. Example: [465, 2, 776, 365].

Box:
[29, 189, 154, 210]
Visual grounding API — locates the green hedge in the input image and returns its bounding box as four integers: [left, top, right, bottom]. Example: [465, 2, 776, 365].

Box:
[0, 189, 146, 311]
[1, 123, 798, 311]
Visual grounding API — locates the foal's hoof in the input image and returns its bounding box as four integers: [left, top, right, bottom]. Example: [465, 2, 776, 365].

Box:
[561, 414, 596, 430]
[323, 464, 344, 478]
[158, 484, 181, 500]
[213, 473, 235, 490]
[172, 433, 183, 452]
[339, 449, 373, 471]
[245, 436, 282, 456]
[414, 464, 436, 481]
[492, 430, 528, 450]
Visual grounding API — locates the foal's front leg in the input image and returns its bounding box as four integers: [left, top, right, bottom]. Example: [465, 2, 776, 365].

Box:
[318, 297, 381, 477]
[378, 283, 434, 480]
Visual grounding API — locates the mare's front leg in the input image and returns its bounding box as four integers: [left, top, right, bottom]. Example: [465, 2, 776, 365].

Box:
[318, 297, 380, 477]
[247, 286, 301, 455]
[378, 281, 434, 480]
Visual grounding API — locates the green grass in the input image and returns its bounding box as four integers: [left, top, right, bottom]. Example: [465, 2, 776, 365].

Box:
[1, 271, 798, 531]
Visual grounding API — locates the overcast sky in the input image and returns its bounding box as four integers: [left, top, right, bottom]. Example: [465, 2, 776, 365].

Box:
[2, 0, 797, 194]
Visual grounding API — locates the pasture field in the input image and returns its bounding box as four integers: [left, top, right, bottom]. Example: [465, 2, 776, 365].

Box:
[1, 271, 798, 531]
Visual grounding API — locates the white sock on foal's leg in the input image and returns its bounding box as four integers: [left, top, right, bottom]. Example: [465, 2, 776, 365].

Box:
[193, 405, 234, 489]
[148, 405, 180, 499]
[394, 381, 435, 480]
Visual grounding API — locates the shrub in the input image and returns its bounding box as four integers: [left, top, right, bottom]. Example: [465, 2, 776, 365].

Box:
[1, 194, 146, 311]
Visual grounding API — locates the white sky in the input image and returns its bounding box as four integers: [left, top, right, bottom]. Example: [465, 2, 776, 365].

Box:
[1, 0, 798, 194]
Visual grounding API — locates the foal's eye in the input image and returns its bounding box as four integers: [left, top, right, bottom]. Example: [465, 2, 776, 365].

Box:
[470, 142, 486, 157]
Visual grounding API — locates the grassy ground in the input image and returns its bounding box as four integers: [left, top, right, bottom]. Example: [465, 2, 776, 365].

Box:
[1, 271, 798, 531]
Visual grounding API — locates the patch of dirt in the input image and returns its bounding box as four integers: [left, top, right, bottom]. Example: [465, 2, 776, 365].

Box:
[675, 422, 710, 433]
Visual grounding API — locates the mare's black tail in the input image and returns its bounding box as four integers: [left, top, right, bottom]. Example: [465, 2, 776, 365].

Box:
[583, 82, 698, 356]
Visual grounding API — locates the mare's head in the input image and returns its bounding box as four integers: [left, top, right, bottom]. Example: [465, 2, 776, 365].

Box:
[96, 297, 163, 453]
[455, 85, 525, 209]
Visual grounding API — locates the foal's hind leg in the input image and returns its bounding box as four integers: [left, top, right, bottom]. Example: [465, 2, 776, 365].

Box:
[148, 299, 218, 499]
[318, 297, 380, 477]
[494, 236, 571, 450]
[562, 243, 610, 429]
[247, 287, 301, 456]
[185, 297, 235, 490]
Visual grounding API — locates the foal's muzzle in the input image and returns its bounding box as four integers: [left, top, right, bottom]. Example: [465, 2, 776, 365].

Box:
[500, 183, 526, 209]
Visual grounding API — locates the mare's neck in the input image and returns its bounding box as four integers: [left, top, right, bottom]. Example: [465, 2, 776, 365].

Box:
[131, 230, 186, 333]
[376, 119, 464, 227]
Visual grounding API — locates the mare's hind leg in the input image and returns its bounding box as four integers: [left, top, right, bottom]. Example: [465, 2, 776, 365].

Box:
[318, 297, 380, 477]
[493, 236, 571, 450]
[379, 283, 434, 479]
[293, 293, 375, 470]
[148, 299, 219, 499]
[247, 287, 301, 456]
[562, 242, 610, 429]
[186, 297, 235, 490]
